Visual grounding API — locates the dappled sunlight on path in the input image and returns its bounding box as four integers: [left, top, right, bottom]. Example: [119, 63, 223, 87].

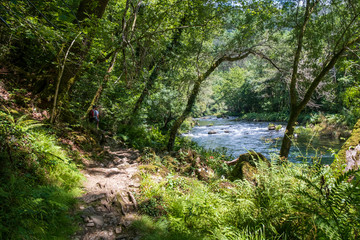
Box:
[73, 136, 142, 240]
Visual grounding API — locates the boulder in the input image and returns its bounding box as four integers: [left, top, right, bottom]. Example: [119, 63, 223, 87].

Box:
[344, 145, 360, 172]
[228, 151, 270, 182]
[208, 131, 217, 134]
[268, 124, 275, 130]
[333, 119, 360, 171]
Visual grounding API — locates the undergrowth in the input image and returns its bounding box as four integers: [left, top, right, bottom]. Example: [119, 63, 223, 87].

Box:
[134, 155, 360, 239]
[0, 108, 84, 239]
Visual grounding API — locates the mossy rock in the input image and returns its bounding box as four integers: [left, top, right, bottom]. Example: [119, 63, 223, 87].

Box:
[230, 151, 270, 182]
[268, 123, 275, 130]
[333, 119, 360, 171]
[139, 164, 169, 176]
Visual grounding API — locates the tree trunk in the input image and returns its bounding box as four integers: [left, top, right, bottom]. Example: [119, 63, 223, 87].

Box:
[279, 42, 357, 159]
[127, 16, 187, 125]
[279, 110, 301, 160]
[85, 51, 118, 117]
[76, 0, 110, 22]
[167, 52, 251, 151]
[167, 80, 202, 151]
[50, 33, 81, 123]
[55, 0, 110, 110]
[127, 64, 159, 125]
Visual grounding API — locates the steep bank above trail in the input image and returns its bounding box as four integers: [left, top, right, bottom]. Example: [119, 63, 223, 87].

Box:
[73, 137, 142, 240]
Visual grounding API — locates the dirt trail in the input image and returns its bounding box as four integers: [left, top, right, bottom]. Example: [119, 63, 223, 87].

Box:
[73, 137, 142, 240]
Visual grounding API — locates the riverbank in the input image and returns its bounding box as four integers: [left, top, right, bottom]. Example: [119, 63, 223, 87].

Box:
[129, 144, 360, 240]
[234, 112, 352, 140]
[183, 117, 345, 164]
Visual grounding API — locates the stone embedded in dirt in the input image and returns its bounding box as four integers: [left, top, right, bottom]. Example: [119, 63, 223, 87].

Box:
[90, 215, 104, 227]
[128, 192, 138, 209]
[115, 226, 122, 234]
[82, 193, 107, 203]
[86, 222, 95, 227]
[129, 183, 140, 188]
[106, 213, 119, 225]
[96, 182, 106, 189]
[122, 220, 132, 228]
[96, 205, 108, 212]
[82, 215, 90, 222]
[83, 206, 96, 215]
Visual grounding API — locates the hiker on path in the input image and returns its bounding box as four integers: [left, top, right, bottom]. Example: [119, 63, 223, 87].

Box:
[89, 105, 100, 129]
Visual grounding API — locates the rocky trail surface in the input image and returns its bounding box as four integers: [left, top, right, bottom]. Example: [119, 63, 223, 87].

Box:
[73, 137, 143, 240]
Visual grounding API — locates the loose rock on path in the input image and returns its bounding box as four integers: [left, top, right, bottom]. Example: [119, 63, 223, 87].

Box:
[73, 138, 142, 240]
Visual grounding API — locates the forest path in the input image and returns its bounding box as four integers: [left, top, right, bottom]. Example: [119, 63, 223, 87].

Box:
[73, 136, 142, 240]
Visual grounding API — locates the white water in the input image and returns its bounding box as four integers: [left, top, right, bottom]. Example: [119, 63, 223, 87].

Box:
[183, 117, 343, 164]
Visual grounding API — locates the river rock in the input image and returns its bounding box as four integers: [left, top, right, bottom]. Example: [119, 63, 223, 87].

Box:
[345, 145, 360, 172]
[229, 151, 270, 182]
[208, 131, 217, 134]
[268, 124, 275, 130]
[333, 119, 360, 171]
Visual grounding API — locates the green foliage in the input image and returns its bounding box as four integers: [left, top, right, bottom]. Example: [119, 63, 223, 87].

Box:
[237, 112, 288, 122]
[134, 159, 360, 239]
[0, 109, 83, 239]
[294, 168, 360, 239]
[116, 125, 168, 151]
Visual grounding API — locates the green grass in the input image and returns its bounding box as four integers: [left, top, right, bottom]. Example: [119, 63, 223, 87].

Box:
[0, 109, 84, 239]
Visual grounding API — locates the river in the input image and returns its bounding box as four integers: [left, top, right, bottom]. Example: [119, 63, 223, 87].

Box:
[182, 117, 344, 164]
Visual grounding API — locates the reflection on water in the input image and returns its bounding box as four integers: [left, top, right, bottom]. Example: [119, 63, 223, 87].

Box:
[182, 117, 344, 164]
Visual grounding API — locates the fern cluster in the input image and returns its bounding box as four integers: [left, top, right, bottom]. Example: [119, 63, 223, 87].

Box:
[135, 159, 360, 239]
[0, 109, 83, 239]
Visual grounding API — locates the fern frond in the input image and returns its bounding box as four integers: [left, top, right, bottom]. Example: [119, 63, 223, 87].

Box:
[0, 109, 14, 123]
[295, 175, 323, 195]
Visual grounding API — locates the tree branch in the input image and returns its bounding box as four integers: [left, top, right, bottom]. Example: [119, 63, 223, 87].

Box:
[299, 35, 360, 111]
[250, 50, 283, 72]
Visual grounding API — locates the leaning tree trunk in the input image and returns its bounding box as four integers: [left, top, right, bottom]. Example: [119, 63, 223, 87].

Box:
[167, 52, 251, 151]
[60, 0, 110, 93]
[84, 51, 118, 117]
[167, 80, 202, 151]
[279, 110, 301, 160]
[279, 42, 355, 159]
[127, 16, 187, 125]
[51, 33, 81, 123]
[277, 0, 360, 159]
[54, 0, 110, 118]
